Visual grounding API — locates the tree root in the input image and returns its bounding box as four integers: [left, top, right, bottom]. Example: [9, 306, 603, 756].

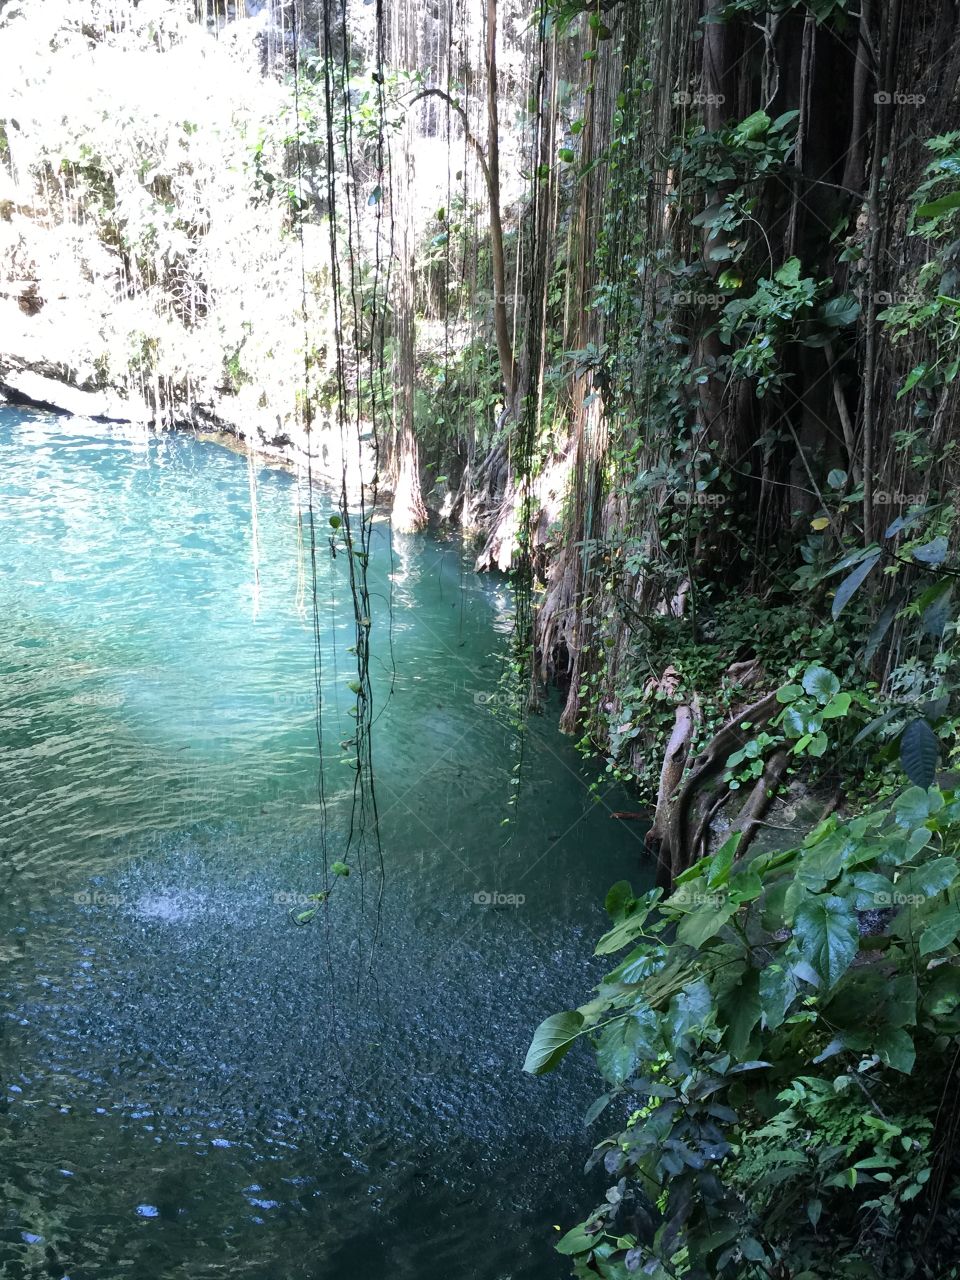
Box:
[645, 699, 699, 885]
[730, 748, 790, 860]
[646, 689, 780, 887]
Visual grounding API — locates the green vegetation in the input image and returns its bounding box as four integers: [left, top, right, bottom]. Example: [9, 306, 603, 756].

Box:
[3, 0, 960, 1273]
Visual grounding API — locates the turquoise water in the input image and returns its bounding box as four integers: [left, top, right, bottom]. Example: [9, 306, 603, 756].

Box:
[0, 407, 649, 1279]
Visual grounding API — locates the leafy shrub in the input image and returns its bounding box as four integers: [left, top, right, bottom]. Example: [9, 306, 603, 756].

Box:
[527, 785, 960, 1279]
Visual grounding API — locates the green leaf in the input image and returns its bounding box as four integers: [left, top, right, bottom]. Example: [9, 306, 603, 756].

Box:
[596, 1008, 660, 1084]
[913, 536, 948, 566]
[734, 110, 772, 141]
[721, 970, 762, 1058]
[901, 719, 939, 788]
[894, 786, 942, 829]
[583, 1093, 612, 1125]
[924, 965, 960, 1014]
[329, 514, 342, 529]
[777, 683, 804, 704]
[821, 692, 852, 719]
[876, 1027, 916, 1073]
[759, 963, 800, 1030]
[885, 974, 917, 1029]
[781, 706, 808, 738]
[706, 832, 742, 888]
[604, 880, 635, 920]
[864, 591, 906, 664]
[802, 665, 841, 702]
[524, 1011, 584, 1074]
[919, 903, 960, 955]
[832, 552, 881, 618]
[895, 857, 958, 903]
[555, 1224, 597, 1256]
[666, 978, 714, 1039]
[677, 898, 737, 948]
[917, 190, 960, 218]
[330, 860, 350, 877]
[558, 147, 576, 163]
[821, 295, 860, 328]
[595, 908, 653, 955]
[793, 895, 859, 989]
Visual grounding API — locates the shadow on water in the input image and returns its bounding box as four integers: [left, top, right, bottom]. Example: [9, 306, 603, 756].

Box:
[0, 408, 651, 1279]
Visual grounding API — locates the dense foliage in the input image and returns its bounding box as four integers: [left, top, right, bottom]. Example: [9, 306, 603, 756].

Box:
[527, 770, 960, 1277]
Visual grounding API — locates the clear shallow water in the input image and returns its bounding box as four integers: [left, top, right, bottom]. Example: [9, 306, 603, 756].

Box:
[0, 407, 650, 1280]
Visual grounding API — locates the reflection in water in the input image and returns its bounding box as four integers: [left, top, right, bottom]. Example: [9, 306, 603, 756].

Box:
[0, 407, 649, 1279]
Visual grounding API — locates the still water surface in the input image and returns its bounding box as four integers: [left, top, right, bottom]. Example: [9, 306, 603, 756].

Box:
[0, 408, 648, 1279]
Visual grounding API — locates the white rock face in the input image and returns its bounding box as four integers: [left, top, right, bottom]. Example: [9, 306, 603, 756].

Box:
[0, 366, 151, 423]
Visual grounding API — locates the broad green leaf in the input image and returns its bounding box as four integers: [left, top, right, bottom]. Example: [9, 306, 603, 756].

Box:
[596, 1008, 659, 1084]
[847, 871, 895, 911]
[885, 974, 917, 1029]
[821, 692, 852, 719]
[894, 786, 942, 829]
[706, 832, 742, 888]
[913, 536, 948, 566]
[895, 857, 958, 903]
[666, 978, 714, 1039]
[919, 903, 960, 955]
[524, 1011, 584, 1074]
[777, 683, 804, 704]
[759, 963, 795, 1031]
[555, 1224, 597, 1256]
[924, 965, 960, 1015]
[793, 895, 859, 989]
[721, 970, 762, 1058]
[821, 295, 860, 327]
[735, 109, 771, 140]
[605, 945, 659, 984]
[604, 880, 634, 920]
[802, 665, 841, 702]
[917, 190, 960, 217]
[583, 1093, 612, 1126]
[677, 899, 737, 948]
[781, 705, 808, 737]
[595, 909, 653, 956]
[876, 1027, 916, 1073]
[900, 719, 940, 789]
[832, 552, 881, 619]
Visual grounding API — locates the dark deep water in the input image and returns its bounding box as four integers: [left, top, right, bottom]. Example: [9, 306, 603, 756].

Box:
[0, 407, 650, 1279]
